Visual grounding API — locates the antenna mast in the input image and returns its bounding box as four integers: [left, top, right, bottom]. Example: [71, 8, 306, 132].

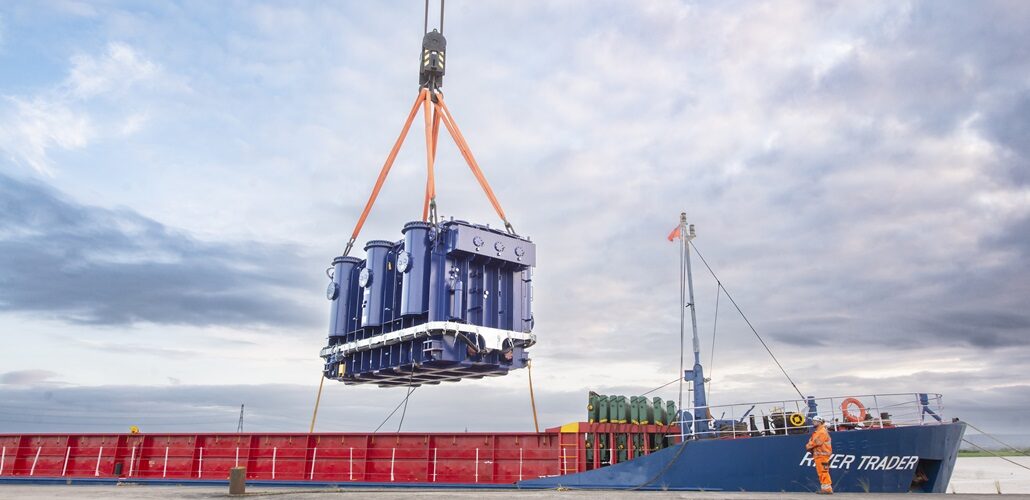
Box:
[678, 213, 709, 438]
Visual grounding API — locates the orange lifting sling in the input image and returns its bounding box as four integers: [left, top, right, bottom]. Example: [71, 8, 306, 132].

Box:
[341, 88, 516, 258]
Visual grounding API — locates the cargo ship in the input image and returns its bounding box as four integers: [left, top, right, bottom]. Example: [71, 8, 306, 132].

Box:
[0, 398, 965, 493]
[0, 215, 966, 493]
[0, 5, 965, 493]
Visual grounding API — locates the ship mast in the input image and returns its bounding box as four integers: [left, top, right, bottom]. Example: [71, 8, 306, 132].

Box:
[678, 212, 709, 437]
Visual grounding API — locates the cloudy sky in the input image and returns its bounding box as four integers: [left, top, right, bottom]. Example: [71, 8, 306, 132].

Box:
[1, 1, 1028, 442]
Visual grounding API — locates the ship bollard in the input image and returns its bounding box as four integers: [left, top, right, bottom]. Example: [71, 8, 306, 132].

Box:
[229, 467, 246, 495]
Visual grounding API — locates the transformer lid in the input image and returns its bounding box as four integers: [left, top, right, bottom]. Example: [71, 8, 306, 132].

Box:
[402, 221, 434, 233]
[363, 239, 395, 250]
[442, 219, 532, 243]
[332, 256, 363, 265]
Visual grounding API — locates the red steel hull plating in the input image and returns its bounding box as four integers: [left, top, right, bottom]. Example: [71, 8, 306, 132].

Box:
[0, 424, 677, 485]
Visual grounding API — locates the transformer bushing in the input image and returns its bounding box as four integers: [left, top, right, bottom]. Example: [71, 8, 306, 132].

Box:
[320, 219, 536, 387]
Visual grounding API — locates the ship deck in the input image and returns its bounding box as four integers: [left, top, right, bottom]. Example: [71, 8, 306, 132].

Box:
[0, 485, 1024, 499]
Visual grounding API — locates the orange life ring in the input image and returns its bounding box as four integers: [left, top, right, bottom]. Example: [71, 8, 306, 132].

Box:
[841, 397, 867, 423]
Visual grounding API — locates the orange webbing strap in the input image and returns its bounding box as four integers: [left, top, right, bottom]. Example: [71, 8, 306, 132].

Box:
[435, 94, 516, 234]
[431, 97, 442, 150]
[343, 88, 428, 256]
[421, 91, 437, 222]
[429, 96, 442, 218]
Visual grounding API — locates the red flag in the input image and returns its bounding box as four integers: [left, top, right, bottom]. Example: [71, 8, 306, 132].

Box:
[667, 225, 681, 242]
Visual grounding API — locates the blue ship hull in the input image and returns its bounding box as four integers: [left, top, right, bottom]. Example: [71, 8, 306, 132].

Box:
[518, 421, 966, 493]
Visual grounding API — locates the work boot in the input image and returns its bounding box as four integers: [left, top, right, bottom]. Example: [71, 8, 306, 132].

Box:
[817, 487, 833, 495]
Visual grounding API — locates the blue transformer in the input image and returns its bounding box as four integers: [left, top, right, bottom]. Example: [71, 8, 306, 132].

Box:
[320, 219, 536, 387]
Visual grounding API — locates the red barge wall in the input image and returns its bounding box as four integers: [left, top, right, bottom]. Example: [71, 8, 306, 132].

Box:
[0, 423, 678, 485]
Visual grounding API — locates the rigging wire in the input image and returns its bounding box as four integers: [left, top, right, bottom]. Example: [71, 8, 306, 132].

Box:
[397, 351, 416, 432]
[396, 391, 413, 433]
[374, 386, 419, 434]
[689, 241, 806, 400]
[642, 377, 680, 397]
[707, 281, 721, 403]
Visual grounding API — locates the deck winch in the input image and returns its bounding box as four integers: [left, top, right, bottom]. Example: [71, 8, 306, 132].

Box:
[321, 219, 535, 386]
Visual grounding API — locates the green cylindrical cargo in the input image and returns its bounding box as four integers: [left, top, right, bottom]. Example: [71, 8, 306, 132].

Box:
[587, 392, 600, 423]
[598, 395, 610, 423]
[616, 396, 629, 423]
[629, 396, 640, 424]
[653, 397, 666, 425]
[666, 400, 677, 426]
[638, 397, 652, 424]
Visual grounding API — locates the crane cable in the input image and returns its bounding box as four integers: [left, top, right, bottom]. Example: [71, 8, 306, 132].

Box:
[689, 241, 806, 400]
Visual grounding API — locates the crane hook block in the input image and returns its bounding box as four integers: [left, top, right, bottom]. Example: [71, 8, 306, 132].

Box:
[419, 29, 447, 90]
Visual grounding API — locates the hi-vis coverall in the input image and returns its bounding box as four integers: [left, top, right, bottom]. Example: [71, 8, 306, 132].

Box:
[806, 426, 833, 493]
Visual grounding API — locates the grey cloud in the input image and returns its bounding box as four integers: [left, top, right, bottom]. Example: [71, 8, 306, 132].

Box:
[0, 172, 316, 327]
[0, 382, 584, 434]
[1, 380, 1027, 450]
[0, 0, 1029, 438]
[0, 369, 59, 386]
[914, 310, 1030, 348]
[982, 92, 1030, 186]
[769, 332, 827, 348]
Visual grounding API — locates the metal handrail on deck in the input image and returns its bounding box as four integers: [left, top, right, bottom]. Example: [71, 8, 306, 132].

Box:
[677, 392, 945, 440]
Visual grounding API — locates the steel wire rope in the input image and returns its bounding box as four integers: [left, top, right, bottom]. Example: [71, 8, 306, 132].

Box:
[707, 281, 721, 403]
[689, 241, 805, 400]
[397, 348, 416, 432]
[374, 386, 419, 434]
[961, 438, 1030, 472]
[641, 378, 680, 397]
[629, 437, 691, 491]
[964, 421, 1030, 457]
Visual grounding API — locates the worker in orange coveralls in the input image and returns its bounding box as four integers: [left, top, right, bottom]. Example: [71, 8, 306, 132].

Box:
[806, 415, 833, 494]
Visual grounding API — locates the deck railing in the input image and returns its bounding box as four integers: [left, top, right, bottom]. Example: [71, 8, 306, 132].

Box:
[678, 392, 945, 440]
